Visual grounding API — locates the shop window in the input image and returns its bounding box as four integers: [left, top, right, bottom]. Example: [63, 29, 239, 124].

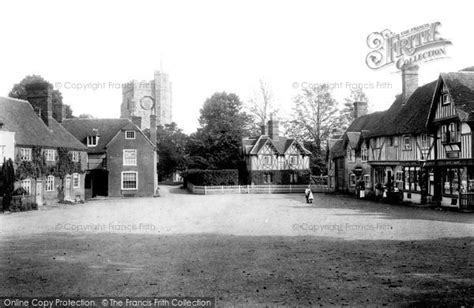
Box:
[443, 168, 459, 196]
[403, 166, 421, 192]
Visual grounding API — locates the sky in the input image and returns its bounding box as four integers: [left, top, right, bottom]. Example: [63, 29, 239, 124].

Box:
[0, 0, 473, 133]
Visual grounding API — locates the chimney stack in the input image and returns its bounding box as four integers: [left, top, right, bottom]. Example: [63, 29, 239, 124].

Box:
[131, 116, 142, 129]
[267, 114, 279, 142]
[25, 81, 53, 127]
[53, 102, 66, 123]
[150, 114, 157, 145]
[353, 101, 368, 118]
[260, 124, 266, 135]
[401, 64, 419, 103]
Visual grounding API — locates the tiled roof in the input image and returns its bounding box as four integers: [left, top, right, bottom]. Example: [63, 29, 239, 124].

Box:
[242, 135, 311, 156]
[441, 72, 474, 115]
[329, 139, 344, 159]
[62, 118, 133, 153]
[0, 96, 86, 150]
[368, 80, 437, 137]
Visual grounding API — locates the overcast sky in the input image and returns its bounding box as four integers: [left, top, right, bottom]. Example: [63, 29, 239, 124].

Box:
[0, 0, 472, 133]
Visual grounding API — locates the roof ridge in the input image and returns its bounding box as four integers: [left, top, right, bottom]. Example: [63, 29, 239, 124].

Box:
[0, 96, 30, 104]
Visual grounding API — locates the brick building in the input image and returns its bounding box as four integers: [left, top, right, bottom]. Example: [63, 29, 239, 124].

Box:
[62, 117, 158, 198]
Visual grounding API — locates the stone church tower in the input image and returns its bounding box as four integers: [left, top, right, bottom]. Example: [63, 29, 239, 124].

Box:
[121, 70, 172, 130]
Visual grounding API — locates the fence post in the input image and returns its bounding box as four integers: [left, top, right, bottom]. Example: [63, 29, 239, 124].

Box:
[268, 184, 271, 194]
[204, 186, 207, 195]
[247, 185, 250, 194]
[290, 184, 292, 193]
[239, 185, 241, 194]
[221, 185, 224, 194]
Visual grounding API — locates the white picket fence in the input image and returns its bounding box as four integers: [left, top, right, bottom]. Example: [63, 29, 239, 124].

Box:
[187, 183, 331, 195]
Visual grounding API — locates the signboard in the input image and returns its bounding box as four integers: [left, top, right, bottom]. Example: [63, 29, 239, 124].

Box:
[366, 22, 451, 70]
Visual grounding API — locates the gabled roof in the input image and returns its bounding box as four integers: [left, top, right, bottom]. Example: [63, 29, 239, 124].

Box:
[0, 97, 86, 150]
[346, 132, 361, 149]
[427, 71, 474, 125]
[329, 139, 344, 159]
[368, 80, 437, 137]
[105, 121, 155, 149]
[346, 111, 385, 132]
[62, 118, 133, 153]
[242, 135, 311, 156]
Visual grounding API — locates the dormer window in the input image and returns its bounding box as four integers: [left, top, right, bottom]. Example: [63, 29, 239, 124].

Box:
[87, 136, 98, 147]
[125, 130, 136, 139]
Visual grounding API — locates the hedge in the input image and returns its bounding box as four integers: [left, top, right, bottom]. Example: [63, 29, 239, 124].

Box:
[183, 169, 239, 186]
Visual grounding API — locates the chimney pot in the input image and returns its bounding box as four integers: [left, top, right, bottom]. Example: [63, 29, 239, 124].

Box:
[131, 116, 142, 129]
[267, 115, 280, 141]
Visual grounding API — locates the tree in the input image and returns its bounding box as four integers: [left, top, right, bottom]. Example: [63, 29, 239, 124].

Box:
[9, 75, 74, 120]
[246, 79, 278, 135]
[188, 92, 252, 170]
[154, 123, 189, 180]
[337, 88, 369, 132]
[1, 158, 15, 211]
[283, 84, 340, 175]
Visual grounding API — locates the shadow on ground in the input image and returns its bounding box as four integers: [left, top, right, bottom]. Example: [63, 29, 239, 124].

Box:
[0, 232, 472, 306]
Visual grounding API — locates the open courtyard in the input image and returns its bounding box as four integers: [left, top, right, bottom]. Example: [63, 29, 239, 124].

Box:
[0, 186, 473, 306]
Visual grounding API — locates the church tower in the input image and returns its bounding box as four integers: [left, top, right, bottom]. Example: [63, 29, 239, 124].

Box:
[121, 70, 172, 130]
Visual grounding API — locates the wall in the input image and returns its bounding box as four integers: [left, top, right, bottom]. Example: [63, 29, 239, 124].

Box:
[0, 131, 15, 162]
[107, 129, 156, 197]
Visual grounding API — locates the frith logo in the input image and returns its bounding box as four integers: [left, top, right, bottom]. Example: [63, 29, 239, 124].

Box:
[366, 22, 452, 70]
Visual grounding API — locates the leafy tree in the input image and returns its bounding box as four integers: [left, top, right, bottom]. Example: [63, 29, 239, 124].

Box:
[9, 75, 74, 120]
[154, 123, 189, 180]
[188, 92, 252, 170]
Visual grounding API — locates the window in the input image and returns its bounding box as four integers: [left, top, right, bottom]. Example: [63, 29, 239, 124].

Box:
[441, 125, 447, 143]
[443, 168, 459, 196]
[290, 173, 298, 184]
[289, 156, 298, 165]
[87, 136, 98, 147]
[45, 149, 56, 162]
[421, 134, 429, 149]
[361, 146, 368, 161]
[71, 151, 80, 162]
[263, 155, 272, 165]
[403, 136, 411, 150]
[442, 93, 450, 105]
[20, 148, 32, 161]
[21, 179, 31, 195]
[363, 174, 370, 185]
[73, 173, 80, 188]
[46, 175, 54, 192]
[349, 174, 356, 186]
[123, 149, 137, 166]
[122, 171, 138, 190]
[403, 167, 421, 192]
[125, 131, 136, 139]
[347, 147, 355, 162]
[264, 173, 273, 184]
[395, 171, 403, 182]
[388, 137, 394, 147]
[448, 122, 459, 143]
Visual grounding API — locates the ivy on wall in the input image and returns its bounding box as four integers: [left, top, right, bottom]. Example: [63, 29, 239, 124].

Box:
[15, 147, 83, 181]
